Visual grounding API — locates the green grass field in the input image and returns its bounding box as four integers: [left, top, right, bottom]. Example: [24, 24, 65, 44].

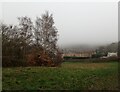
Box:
[2, 61, 118, 90]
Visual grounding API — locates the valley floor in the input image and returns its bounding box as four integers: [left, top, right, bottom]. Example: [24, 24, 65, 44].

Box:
[2, 61, 118, 90]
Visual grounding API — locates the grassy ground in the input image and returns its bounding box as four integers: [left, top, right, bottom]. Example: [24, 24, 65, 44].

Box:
[2, 61, 118, 90]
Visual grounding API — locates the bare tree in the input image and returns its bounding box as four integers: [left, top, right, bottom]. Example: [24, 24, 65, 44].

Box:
[34, 11, 62, 65]
[2, 17, 34, 67]
[1, 24, 22, 66]
[18, 16, 33, 56]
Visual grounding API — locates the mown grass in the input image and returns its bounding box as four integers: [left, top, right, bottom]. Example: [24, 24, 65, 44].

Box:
[2, 61, 118, 90]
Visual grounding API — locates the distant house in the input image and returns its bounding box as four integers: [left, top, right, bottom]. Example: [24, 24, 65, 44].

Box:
[100, 56, 108, 59]
[62, 51, 96, 58]
[107, 52, 117, 57]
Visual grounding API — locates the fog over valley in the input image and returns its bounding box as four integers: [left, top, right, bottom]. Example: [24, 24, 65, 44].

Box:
[1, 2, 118, 49]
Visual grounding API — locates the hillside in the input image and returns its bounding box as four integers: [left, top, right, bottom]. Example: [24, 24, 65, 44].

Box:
[61, 42, 118, 54]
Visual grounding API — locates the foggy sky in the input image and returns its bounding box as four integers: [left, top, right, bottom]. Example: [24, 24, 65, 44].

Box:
[1, 2, 118, 47]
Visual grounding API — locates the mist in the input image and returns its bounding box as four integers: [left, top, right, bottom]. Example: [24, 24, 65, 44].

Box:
[2, 2, 118, 48]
